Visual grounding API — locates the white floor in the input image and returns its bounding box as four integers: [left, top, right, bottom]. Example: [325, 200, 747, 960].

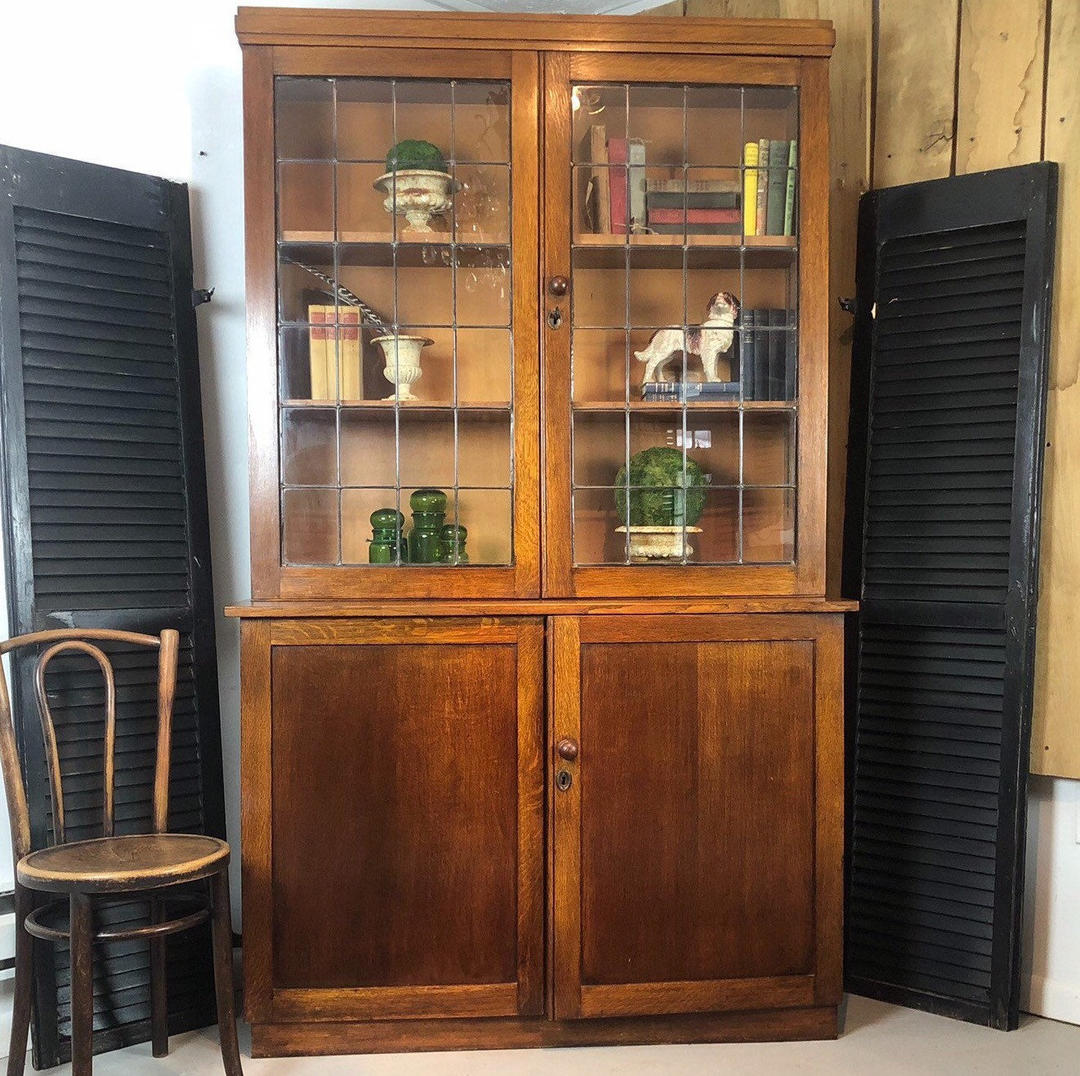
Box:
[3, 997, 1079, 1076]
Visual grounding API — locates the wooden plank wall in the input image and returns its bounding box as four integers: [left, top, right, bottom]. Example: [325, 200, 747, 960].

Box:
[666, 0, 1078, 779]
[685, 0, 872, 608]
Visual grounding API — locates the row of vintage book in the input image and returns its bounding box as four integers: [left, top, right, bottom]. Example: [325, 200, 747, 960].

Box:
[579, 125, 796, 237]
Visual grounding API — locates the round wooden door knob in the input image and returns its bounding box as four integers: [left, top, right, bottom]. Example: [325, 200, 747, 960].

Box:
[548, 275, 569, 297]
[557, 737, 579, 761]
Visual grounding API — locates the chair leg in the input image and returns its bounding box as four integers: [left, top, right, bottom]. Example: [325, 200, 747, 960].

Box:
[69, 892, 94, 1076]
[6, 884, 34, 1076]
[209, 871, 242, 1076]
[150, 896, 168, 1056]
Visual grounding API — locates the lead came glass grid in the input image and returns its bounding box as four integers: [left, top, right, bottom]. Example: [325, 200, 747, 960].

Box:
[569, 81, 799, 567]
[274, 76, 514, 568]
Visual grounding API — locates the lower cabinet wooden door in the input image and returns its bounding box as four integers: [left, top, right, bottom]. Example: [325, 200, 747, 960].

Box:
[241, 616, 545, 1023]
[551, 614, 843, 1020]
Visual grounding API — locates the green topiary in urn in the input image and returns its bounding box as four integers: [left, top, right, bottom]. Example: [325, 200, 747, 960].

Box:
[375, 140, 456, 233]
[614, 446, 708, 562]
[384, 139, 448, 175]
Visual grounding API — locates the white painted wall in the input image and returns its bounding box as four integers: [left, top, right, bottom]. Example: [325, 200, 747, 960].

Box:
[0, 0, 450, 926]
[0, 0, 1076, 1029]
[1023, 776, 1080, 1023]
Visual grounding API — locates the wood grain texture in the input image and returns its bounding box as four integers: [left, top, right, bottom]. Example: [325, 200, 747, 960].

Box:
[577, 638, 814, 992]
[551, 617, 581, 1019]
[240, 618, 273, 1021]
[16, 834, 229, 894]
[685, 1, 871, 596]
[228, 598, 858, 617]
[812, 616, 845, 1002]
[540, 50, 573, 598]
[241, 44, 280, 600]
[250, 1005, 838, 1056]
[823, 0, 871, 596]
[236, 8, 836, 55]
[874, 0, 960, 187]
[955, 0, 1046, 174]
[794, 55, 830, 596]
[266, 620, 543, 1018]
[1033, 0, 1080, 778]
[552, 613, 843, 1020]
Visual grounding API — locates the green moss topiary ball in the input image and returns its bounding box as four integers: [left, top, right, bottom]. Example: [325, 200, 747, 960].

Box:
[385, 139, 448, 174]
[615, 446, 707, 527]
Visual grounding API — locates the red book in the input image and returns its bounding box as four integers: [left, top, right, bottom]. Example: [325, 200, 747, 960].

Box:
[646, 207, 742, 225]
[607, 137, 629, 234]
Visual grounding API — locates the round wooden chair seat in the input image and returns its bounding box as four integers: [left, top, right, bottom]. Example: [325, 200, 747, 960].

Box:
[17, 834, 230, 894]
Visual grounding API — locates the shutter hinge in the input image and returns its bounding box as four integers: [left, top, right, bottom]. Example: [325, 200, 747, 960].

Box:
[192, 287, 215, 308]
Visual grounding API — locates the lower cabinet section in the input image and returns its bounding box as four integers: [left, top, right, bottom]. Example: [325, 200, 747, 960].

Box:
[239, 611, 844, 1053]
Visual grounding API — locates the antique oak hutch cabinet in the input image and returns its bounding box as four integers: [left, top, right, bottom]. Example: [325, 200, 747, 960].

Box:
[228, 6, 852, 1057]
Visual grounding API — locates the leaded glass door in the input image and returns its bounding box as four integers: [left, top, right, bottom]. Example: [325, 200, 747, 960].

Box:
[256, 49, 539, 599]
[542, 53, 828, 598]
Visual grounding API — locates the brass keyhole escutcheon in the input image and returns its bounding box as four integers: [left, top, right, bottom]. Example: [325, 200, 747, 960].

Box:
[556, 769, 573, 791]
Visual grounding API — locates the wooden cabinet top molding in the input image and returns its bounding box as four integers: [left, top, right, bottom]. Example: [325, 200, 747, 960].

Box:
[225, 597, 858, 619]
[234, 7, 836, 56]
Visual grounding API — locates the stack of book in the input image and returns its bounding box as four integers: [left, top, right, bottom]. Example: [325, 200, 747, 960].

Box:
[736, 308, 796, 401]
[742, 139, 797, 237]
[644, 178, 741, 236]
[642, 381, 741, 402]
[308, 303, 362, 400]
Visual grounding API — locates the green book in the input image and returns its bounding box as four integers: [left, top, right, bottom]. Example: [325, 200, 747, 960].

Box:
[756, 138, 769, 234]
[784, 139, 797, 236]
[766, 139, 788, 236]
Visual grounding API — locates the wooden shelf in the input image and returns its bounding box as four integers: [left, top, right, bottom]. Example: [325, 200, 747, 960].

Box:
[282, 398, 511, 412]
[280, 233, 511, 267]
[281, 229, 508, 246]
[573, 233, 797, 248]
[573, 400, 797, 412]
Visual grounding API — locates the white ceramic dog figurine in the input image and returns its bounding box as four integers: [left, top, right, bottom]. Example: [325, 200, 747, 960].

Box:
[635, 291, 741, 384]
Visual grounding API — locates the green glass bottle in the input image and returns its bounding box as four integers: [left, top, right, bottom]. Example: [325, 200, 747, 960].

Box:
[407, 488, 446, 564]
[368, 508, 407, 564]
[437, 524, 468, 565]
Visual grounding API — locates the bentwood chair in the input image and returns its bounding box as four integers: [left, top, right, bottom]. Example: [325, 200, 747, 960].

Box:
[0, 629, 241, 1075]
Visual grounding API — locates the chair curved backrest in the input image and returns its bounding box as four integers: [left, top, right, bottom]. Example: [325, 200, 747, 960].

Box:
[0, 628, 179, 861]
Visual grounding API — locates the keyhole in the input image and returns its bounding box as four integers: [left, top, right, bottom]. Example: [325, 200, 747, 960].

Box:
[556, 769, 572, 791]
[547, 306, 563, 330]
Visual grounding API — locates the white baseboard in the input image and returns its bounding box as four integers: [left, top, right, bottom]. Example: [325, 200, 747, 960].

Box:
[0, 910, 15, 1055]
[1023, 972, 1080, 1026]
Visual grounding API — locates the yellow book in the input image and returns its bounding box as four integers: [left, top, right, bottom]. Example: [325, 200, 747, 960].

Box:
[337, 306, 362, 401]
[307, 304, 331, 400]
[742, 141, 759, 237]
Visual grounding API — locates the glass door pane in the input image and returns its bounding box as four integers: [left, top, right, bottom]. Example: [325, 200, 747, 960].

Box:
[275, 75, 514, 568]
[568, 81, 799, 567]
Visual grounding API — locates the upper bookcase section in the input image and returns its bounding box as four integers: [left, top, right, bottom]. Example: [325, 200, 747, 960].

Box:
[235, 7, 835, 57]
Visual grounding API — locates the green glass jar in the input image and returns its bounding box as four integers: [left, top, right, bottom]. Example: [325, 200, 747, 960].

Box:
[368, 509, 407, 564]
[437, 524, 468, 565]
[409, 488, 448, 515]
[408, 489, 446, 564]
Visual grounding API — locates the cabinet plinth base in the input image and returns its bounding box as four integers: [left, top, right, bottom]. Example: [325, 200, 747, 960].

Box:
[250, 1006, 839, 1056]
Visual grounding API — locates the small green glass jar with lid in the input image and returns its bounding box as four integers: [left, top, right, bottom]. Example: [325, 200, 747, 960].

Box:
[408, 488, 447, 564]
[368, 508, 407, 564]
[437, 524, 468, 565]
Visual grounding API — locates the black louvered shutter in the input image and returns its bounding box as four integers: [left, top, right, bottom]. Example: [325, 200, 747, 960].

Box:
[0, 146, 226, 1066]
[842, 163, 1056, 1029]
